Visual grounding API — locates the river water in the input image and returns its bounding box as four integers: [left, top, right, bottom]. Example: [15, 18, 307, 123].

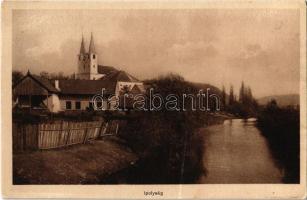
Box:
[198, 118, 283, 183]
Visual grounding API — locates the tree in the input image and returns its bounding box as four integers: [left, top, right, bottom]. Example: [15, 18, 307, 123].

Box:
[119, 74, 207, 183]
[40, 71, 50, 79]
[239, 81, 245, 104]
[40, 71, 71, 80]
[229, 85, 234, 106]
[12, 70, 24, 86]
[70, 73, 76, 80]
[221, 85, 226, 110]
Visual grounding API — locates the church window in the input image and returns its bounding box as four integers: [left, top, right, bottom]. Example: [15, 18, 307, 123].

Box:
[93, 55, 95, 59]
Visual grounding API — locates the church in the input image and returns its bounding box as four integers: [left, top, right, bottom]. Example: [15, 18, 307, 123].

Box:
[13, 34, 144, 112]
[77, 33, 110, 80]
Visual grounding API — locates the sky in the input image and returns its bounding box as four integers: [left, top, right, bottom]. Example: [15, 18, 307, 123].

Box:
[13, 9, 300, 97]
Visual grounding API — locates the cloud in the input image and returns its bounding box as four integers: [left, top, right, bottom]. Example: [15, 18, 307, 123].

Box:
[12, 9, 300, 97]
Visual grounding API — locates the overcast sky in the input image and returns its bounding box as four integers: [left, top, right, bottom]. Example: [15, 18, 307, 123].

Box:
[13, 9, 300, 97]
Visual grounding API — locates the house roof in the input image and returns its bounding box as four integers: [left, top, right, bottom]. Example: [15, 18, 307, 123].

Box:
[14, 73, 59, 93]
[30, 74, 59, 93]
[14, 66, 141, 96]
[98, 65, 117, 75]
[130, 84, 143, 94]
[101, 70, 140, 82]
[56, 79, 116, 95]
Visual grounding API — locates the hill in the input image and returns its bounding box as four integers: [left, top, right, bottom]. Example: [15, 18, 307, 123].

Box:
[190, 82, 222, 96]
[257, 94, 299, 107]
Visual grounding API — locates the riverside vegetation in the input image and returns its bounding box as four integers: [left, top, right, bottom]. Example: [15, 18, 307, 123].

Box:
[257, 100, 300, 183]
[12, 71, 300, 184]
[116, 74, 216, 183]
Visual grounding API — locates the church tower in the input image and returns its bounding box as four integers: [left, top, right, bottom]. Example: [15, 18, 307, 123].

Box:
[77, 33, 102, 80]
[88, 33, 98, 79]
[77, 35, 89, 79]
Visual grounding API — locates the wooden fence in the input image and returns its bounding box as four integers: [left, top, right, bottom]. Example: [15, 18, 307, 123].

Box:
[13, 120, 120, 152]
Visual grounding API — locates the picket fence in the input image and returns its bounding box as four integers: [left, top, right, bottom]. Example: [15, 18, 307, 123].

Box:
[13, 120, 120, 152]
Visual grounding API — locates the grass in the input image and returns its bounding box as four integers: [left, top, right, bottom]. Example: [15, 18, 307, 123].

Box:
[13, 137, 138, 184]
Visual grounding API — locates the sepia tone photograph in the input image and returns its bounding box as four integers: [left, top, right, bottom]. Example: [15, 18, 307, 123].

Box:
[1, 0, 306, 199]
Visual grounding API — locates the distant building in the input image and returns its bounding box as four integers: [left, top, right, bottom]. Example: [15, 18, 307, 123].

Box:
[13, 34, 144, 112]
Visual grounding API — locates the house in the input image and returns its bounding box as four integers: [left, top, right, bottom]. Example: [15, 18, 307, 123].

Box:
[13, 72, 61, 112]
[13, 34, 144, 112]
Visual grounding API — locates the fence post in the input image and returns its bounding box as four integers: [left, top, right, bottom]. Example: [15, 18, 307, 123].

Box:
[36, 124, 39, 150]
[98, 121, 105, 139]
[61, 120, 64, 146]
[103, 122, 109, 137]
[83, 122, 88, 144]
[115, 122, 119, 135]
[65, 122, 71, 146]
[22, 125, 26, 151]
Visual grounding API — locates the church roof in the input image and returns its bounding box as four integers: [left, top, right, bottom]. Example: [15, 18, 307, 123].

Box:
[80, 36, 86, 54]
[89, 33, 95, 54]
[97, 65, 117, 75]
[101, 70, 140, 82]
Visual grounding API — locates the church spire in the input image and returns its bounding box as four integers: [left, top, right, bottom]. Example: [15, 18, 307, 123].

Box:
[80, 35, 86, 54]
[89, 32, 96, 54]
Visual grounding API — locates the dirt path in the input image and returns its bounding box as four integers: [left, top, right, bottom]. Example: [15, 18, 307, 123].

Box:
[13, 137, 138, 184]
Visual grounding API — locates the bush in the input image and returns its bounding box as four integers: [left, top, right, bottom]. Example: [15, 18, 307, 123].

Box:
[118, 74, 207, 183]
[257, 100, 299, 183]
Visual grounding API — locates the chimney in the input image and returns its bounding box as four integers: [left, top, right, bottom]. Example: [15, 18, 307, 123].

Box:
[55, 80, 60, 91]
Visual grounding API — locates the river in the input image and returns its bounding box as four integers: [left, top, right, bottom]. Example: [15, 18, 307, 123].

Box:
[101, 118, 284, 184]
[198, 118, 283, 183]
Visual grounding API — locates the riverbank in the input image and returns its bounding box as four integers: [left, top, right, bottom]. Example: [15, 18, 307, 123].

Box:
[13, 137, 137, 184]
[257, 103, 299, 183]
[13, 112, 231, 184]
[101, 112, 230, 184]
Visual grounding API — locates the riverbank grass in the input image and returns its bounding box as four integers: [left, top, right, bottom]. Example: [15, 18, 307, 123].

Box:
[13, 137, 138, 184]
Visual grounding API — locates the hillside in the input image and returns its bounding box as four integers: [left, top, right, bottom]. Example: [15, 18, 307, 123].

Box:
[190, 82, 222, 96]
[143, 76, 222, 96]
[257, 94, 299, 107]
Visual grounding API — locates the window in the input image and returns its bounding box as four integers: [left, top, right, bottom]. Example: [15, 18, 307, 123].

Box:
[97, 101, 102, 108]
[75, 101, 81, 110]
[93, 65, 95, 68]
[66, 101, 72, 110]
[93, 54, 95, 59]
[94, 101, 103, 110]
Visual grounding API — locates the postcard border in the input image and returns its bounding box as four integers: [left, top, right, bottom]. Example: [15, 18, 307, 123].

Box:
[1, 0, 306, 199]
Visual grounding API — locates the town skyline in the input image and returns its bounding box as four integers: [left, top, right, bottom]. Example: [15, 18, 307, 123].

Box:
[13, 9, 300, 97]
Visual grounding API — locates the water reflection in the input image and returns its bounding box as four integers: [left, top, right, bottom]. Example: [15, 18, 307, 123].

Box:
[199, 119, 283, 183]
